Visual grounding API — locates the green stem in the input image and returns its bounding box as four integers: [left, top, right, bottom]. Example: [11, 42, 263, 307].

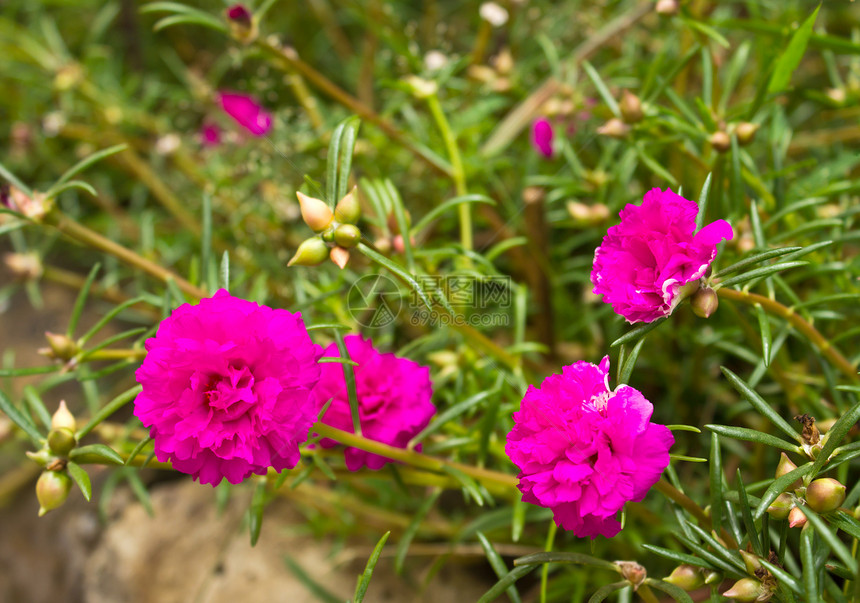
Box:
[717, 288, 859, 383]
[637, 585, 660, 603]
[426, 93, 472, 251]
[313, 422, 518, 495]
[653, 479, 739, 549]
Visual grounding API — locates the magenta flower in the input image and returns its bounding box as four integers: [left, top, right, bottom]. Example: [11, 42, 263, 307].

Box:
[200, 123, 222, 147]
[219, 92, 272, 136]
[134, 290, 322, 486]
[531, 117, 554, 158]
[313, 335, 435, 471]
[226, 4, 252, 24]
[591, 187, 733, 323]
[505, 357, 673, 539]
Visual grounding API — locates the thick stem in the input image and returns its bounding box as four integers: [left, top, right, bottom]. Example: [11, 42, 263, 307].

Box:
[717, 288, 859, 383]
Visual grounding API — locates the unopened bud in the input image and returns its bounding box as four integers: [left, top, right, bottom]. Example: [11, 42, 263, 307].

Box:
[615, 561, 646, 589]
[479, 2, 508, 27]
[47, 428, 76, 456]
[373, 237, 392, 254]
[709, 131, 731, 153]
[664, 564, 704, 591]
[739, 550, 762, 575]
[41, 332, 78, 361]
[655, 0, 679, 15]
[333, 224, 361, 248]
[691, 286, 718, 318]
[387, 210, 412, 235]
[225, 4, 257, 44]
[775, 452, 803, 491]
[36, 470, 72, 516]
[620, 91, 644, 123]
[735, 122, 759, 146]
[288, 237, 329, 267]
[806, 478, 846, 514]
[766, 493, 793, 520]
[51, 401, 76, 432]
[404, 75, 438, 99]
[723, 578, 763, 602]
[703, 570, 722, 585]
[4, 252, 43, 280]
[392, 234, 417, 255]
[788, 505, 807, 528]
[330, 246, 350, 270]
[334, 187, 361, 224]
[297, 191, 334, 232]
[597, 118, 630, 139]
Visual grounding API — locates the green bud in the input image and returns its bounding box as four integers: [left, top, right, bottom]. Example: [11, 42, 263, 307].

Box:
[47, 427, 76, 456]
[51, 400, 76, 432]
[735, 122, 759, 146]
[703, 571, 722, 585]
[766, 492, 793, 520]
[788, 505, 807, 528]
[297, 191, 334, 232]
[776, 452, 802, 491]
[710, 131, 731, 153]
[333, 224, 361, 249]
[334, 187, 361, 224]
[288, 237, 329, 267]
[36, 470, 72, 516]
[806, 478, 846, 514]
[739, 551, 762, 575]
[619, 90, 644, 123]
[41, 332, 78, 361]
[690, 286, 718, 318]
[723, 578, 763, 602]
[664, 564, 704, 591]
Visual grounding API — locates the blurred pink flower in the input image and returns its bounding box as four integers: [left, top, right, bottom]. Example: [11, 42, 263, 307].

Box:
[226, 4, 252, 24]
[200, 123, 222, 147]
[505, 357, 673, 539]
[313, 335, 435, 470]
[219, 92, 272, 136]
[591, 188, 733, 323]
[134, 290, 322, 486]
[531, 117, 554, 158]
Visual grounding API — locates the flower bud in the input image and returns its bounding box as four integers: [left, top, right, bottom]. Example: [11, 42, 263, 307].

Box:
[775, 452, 803, 491]
[288, 237, 329, 267]
[387, 210, 412, 235]
[739, 550, 762, 575]
[404, 75, 439, 99]
[36, 470, 72, 516]
[374, 237, 392, 254]
[41, 332, 79, 361]
[297, 191, 334, 232]
[691, 286, 718, 318]
[4, 252, 43, 280]
[334, 187, 361, 224]
[788, 505, 807, 528]
[735, 122, 759, 146]
[330, 246, 350, 270]
[806, 478, 846, 514]
[615, 561, 646, 589]
[52, 401, 76, 432]
[664, 564, 704, 591]
[597, 118, 630, 139]
[620, 91, 644, 123]
[225, 4, 258, 45]
[766, 492, 793, 520]
[709, 131, 731, 153]
[655, 0, 679, 15]
[723, 578, 763, 602]
[703, 570, 722, 585]
[333, 224, 361, 249]
[47, 427, 76, 456]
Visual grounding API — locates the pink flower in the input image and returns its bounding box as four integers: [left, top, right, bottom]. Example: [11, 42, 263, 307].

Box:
[591, 187, 733, 323]
[531, 117, 554, 158]
[134, 290, 322, 486]
[219, 92, 272, 136]
[226, 4, 252, 24]
[505, 357, 673, 539]
[200, 123, 222, 147]
[313, 335, 435, 470]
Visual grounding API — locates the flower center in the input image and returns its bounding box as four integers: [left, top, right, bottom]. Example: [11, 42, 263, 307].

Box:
[202, 364, 257, 419]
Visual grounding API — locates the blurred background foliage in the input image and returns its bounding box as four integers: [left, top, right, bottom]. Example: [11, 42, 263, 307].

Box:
[2, 0, 860, 600]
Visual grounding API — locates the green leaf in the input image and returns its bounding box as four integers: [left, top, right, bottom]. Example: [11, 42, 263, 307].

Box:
[70, 443, 125, 465]
[124, 468, 154, 516]
[682, 17, 730, 48]
[336, 117, 360, 201]
[442, 465, 484, 506]
[44, 180, 97, 199]
[0, 159, 33, 195]
[219, 251, 229, 292]
[582, 61, 621, 117]
[641, 544, 717, 571]
[46, 144, 127, 197]
[353, 531, 390, 603]
[201, 193, 212, 292]
[476, 566, 537, 603]
[617, 338, 645, 385]
[735, 469, 762, 556]
[249, 478, 266, 546]
[514, 552, 618, 572]
[410, 390, 497, 445]
[283, 555, 341, 603]
[66, 461, 92, 501]
[826, 510, 860, 541]
[0, 388, 43, 444]
[67, 264, 101, 338]
[799, 516, 816, 601]
[695, 173, 713, 230]
[712, 247, 801, 278]
[644, 578, 694, 603]
[754, 463, 813, 520]
[79, 296, 147, 345]
[125, 437, 153, 466]
[587, 582, 628, 603]
[716, 261, 808, 289]
[610, 318, 667, 348]
[477, 532, 522, 603]
[153, 13, 227, 33]
[394, 488, 441, 574]
[767, 5, 821, 94]
[333, 331, 361, 436]
[706, 425, 800, 453]
[356, 242, 434, 311]
[411, 194, 496, 237]
[685, 522, 745, 573]
[0, 365, 59, 377]
[810, 396, 860, 478]
[720, 367, 800, 442]
[759, 558, 803, 595]
[76, 385, 143, 439]
[674, 533, 742, 577]
[22, 386, 51, 430]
